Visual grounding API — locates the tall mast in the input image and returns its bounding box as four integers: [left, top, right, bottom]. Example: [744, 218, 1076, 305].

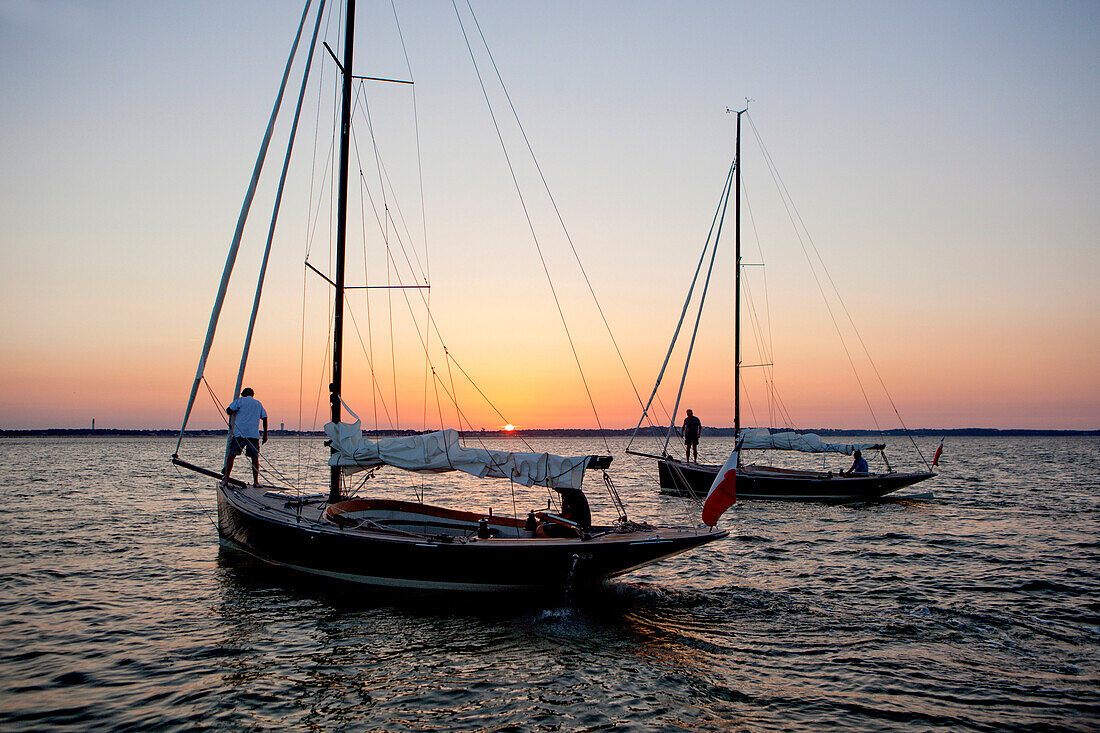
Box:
[330, 0, 356, 502]
[734, 109, 743, 445]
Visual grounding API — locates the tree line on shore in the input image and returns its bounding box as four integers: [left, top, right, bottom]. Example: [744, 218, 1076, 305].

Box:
[3, 427, 1097, 438]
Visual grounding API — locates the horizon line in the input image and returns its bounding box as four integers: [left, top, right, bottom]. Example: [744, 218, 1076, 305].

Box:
[2, 426, 1098, 436]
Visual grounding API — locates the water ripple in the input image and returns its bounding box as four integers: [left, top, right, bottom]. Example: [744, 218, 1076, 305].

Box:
[0, 435, 1097, 731]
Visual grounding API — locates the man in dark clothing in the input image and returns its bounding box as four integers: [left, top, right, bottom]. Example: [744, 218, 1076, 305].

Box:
[683, 409, 702, 463]
[559, 487, 591, 530]
[535, 487, 592, 538]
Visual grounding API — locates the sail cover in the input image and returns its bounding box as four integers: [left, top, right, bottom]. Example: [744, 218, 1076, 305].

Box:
[325, 422, 593, 490]
[738, 428, 884, 455]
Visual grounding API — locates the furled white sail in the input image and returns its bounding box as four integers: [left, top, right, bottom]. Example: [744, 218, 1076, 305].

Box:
[738, 428, 884, 455]
[325, 422, 593, 490]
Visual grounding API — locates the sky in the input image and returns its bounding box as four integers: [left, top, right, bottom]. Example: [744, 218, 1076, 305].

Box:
[1, 0, 1097, 432]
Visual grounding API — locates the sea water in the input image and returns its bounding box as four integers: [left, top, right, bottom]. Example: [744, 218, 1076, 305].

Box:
[0, 435, 1096, 731]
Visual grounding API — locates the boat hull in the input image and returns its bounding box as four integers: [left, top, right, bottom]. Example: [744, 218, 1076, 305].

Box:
[216, 486, 726, 591]
[658, 459, 933, 503]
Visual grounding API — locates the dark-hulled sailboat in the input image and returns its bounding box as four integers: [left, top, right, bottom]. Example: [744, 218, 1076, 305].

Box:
[627, 109, 934, 503]
[170, 0, 725, 590]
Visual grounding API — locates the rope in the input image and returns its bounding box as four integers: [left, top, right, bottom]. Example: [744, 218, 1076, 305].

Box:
[348, 243, 534, 450]
[628, 162, 735, 455]
[232, 0, 328, 414]
[747, 113, 928, 467]
[746, 113, 882, 433]
[388, 0, 434, 448]
[347, 89, 380, 430]
[354, 86, 429, 286]
[173, 463, 220, 531]
[663, 162, 736, 453]
[343, 293, 395, 427]
[602, 471, 627, 523]
[174, 0, 314, 455]
[739, 196, 795, 430]
[509, 477, 521, 538]
[460, 0, 658, 429]
[199, 377, 297, 491]
[451, 0, 610, 453]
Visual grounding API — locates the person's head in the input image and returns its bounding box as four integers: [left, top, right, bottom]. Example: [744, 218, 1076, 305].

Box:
[853, 449, 861, 459]
[686, 409, 693, 417]
[242, 387, 254, 397]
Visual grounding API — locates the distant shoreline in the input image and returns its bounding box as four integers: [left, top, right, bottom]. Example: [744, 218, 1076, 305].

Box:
[2, 427, 1097, 438]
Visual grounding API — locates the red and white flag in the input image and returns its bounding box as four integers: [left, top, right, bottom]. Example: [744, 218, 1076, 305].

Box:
[932, 437, 944, 468]
[701, 449, 738, 526]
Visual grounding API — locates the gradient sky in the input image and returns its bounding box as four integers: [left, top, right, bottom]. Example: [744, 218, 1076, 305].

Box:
[1, 0, 1097, 431]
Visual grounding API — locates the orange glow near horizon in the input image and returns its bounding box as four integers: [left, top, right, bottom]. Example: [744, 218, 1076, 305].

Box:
[1, 4, 1096, 432]
[0, 299, 1098, 431]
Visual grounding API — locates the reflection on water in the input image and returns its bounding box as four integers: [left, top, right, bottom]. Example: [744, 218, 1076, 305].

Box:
[0, 435, 1097, 730]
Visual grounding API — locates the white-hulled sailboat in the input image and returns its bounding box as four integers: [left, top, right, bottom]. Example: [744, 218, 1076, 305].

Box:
[170, 0, 725, 590]
[627, 109, 934, 503]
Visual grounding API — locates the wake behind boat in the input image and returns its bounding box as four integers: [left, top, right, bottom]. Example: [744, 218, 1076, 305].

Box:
[170, 0, 725, 591]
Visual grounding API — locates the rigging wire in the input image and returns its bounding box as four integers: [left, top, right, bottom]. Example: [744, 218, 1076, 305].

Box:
[230, 0, 329, 498]
[451, 0, 610, 454]
[444, 349, 462, 436]
[173, 463, 220, 530]
[663, 162, 736, 454]
[390, 0, 433, 494]
[335, 121, 535, 450]
[345, 86, 435, 431]
[387, 0, 434, 444]
[174, 0, 315, 455]
[304, 1, 340, 262]
[201, 377, 295, 490]
[740, 189, 796, 431]
[298, 266, 309, 489]
[627, 162, 736, 456]
[460, 0, 663, 430]
[340, 83, 538, 442]
[351, 92, 381, 430]
[351, 78, 403, 429]
[324, 69, 546, 449]
[746, 112, 928, 467]
[362, 246, 539, 452]
[745, 114, 882, 433]
[343, 295, 396, 426]
[353, 87, 428, 283]
[298, 5, 338, 491]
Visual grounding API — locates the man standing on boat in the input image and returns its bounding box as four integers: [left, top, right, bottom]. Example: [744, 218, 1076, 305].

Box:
[223, 387, 268, 487]
[683, 409, 702, 463]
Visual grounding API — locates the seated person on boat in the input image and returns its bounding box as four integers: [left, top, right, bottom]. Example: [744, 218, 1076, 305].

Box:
[536, 487, 591, 538]
[845, 449, 869, 476]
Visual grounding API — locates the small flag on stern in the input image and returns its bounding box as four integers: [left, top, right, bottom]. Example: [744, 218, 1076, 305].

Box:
[701, 449, 738, 526]
[932, 437, 944, 468]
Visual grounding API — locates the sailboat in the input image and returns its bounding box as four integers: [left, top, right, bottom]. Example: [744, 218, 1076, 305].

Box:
[169, 0, 725, 590]
[627, 109, 934, 503]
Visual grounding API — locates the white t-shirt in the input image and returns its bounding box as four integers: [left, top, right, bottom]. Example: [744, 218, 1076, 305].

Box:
[227, 395, 268, 439]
